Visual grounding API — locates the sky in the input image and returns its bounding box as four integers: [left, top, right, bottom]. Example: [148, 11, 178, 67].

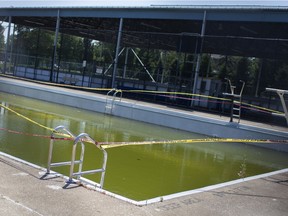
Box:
[1, 22, 14, 43]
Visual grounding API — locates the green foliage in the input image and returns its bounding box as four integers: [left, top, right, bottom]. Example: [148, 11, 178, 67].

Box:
[275, 64, 288, 89]
[215, 56, 238, 80]
[60, 34, 83, 61]
[200, 54, 212, 77]
[93, 42, 114, 63]
[14, 27, 54, 56]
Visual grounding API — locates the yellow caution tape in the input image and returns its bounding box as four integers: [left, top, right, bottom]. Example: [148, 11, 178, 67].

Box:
[123, 89, 231, 102]
[125, 89, 284, 115]
[240, 101, 284, 115]
[0, 103, 54, 132]
[0, 103, 71, 138]
[0, 102, 287, 150]
[1, 73, 284, 119]
[99, 138, 288, 149]
[1, 73, 284, 115]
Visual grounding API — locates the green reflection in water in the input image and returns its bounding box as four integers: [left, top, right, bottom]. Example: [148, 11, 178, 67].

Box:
[0, 92, 288, 200]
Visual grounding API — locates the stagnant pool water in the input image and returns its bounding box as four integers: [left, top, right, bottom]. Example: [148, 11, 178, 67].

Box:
[0, 92, 288, 200]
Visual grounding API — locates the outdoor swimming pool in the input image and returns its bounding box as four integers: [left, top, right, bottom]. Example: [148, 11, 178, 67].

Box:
[1, 92, 288, 201]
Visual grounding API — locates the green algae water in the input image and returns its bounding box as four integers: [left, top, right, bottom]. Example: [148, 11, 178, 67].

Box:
[1, 92, 288, 201]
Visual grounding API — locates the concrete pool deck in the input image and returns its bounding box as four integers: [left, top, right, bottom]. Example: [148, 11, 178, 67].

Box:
[1, 153, 288, 216]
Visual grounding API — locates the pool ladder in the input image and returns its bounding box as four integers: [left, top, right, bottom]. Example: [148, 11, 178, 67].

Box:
[46, 125, 107, 188]
[223, 79, 245, 123]
[232, 99, 242, 123]
[105, 89, 122, 115]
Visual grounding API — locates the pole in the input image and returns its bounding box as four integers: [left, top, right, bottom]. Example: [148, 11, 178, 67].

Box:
[50, 10, 60, 82]
[103, 47, 125, 75]
[192, 11, 206, 106]
[111, 18, 123, 88]
[33, 28, 41, 79]
[56, 33, 63, 83]
[9, 21, 15, 74]
[123, 47, 129, 78]
[3, 16, 12, 74]
[255, 59, 263, 97]
[131, 48, 155, 82]
[277, 91, 288, 126]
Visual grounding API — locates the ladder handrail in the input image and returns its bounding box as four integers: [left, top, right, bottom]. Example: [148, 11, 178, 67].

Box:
[68, 133, 108, 188]
[46, 126, 108, 188]
[105, 89, 122, 114]
[47, 125, 75, 174]
[223, 79, 245, 123]
[106, 88, 122, 101]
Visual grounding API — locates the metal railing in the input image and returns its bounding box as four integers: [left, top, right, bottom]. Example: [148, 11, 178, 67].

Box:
[68, 133, 107, 188]
[223, 79, 245, 123]
[46, 125, 107, 188]
[105, 88, 122, 115]
[47, 125, 76, 173]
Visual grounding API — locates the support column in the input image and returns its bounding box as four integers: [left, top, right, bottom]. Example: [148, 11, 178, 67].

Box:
[192, 11, 207, 106]
[10, 22, 15, 74]
[112, 18, 123, 88]
[123, 47, 129, 78]
[266, 88, 288, 126]
[255, 59, 263, 97]
[277, 92, 288, 126]
[33, 28, 41, 79]
[50, 10, 60, 82]
[3, 16, 12, 74]
[56, 33, 63, 83]
[131, 48, 155, 82]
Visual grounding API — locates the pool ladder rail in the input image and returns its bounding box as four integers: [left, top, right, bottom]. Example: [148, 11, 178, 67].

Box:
[223, 79, 245, 123]
[46, 125, 107, 188]
[105, 88, 122, 115]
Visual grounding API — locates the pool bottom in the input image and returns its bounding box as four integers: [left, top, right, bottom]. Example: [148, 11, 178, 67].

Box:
[1, 151, 287, 206]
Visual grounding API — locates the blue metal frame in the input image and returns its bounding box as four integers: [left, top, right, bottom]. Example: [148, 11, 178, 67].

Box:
[1, 8, 288, 23]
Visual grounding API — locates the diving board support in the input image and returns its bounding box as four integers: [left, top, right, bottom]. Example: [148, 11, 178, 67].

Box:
[266, 88, 288, 126]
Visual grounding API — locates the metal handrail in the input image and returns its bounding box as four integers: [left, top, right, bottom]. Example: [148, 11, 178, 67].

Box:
[223, 79, 245, 123]
[46, 125, 75, 174]
[105, 88, 122, 114]
[106, 88, 122, 101]
[46, 126, 108, 188]
[68, 133, 108, 188]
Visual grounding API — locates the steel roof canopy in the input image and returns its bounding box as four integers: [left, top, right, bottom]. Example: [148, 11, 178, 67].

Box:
[1, 1, 288, 59]
[1, 0, 288, 9]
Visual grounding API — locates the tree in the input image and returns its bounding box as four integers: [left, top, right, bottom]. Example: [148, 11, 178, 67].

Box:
[59, 34, 83, 62]
[234, 57, 250, 93]
[275, 63, 288, 89]
[200, 54, 212, 77]
[216, 56, 237, 81]
[14, 27, 54, 57]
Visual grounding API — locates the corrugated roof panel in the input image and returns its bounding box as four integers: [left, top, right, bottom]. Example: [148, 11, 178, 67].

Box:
[1, 0, 288, 9]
